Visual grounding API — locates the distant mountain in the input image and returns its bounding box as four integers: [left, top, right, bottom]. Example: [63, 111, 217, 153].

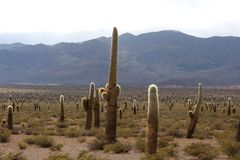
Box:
[0, 30, 240, 86]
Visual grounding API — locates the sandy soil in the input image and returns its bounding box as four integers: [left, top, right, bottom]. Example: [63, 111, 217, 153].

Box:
[0, 135, 229, 160]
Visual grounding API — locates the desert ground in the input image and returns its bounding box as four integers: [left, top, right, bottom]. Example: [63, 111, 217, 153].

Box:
[0, 85, 239, 160]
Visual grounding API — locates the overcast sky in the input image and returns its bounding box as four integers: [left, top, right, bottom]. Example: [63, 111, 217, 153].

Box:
[0, 0, 239, 44]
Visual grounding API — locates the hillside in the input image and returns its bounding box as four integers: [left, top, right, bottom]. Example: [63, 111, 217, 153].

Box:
[0, 30, 240, 86]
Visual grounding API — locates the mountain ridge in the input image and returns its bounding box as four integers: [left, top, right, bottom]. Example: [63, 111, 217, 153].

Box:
[0, 30, 240, 86]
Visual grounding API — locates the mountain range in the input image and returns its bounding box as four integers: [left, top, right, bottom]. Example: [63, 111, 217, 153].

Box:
[0, 30, 240, 86]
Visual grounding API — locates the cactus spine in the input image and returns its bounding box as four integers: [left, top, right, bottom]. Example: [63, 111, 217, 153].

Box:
[82, 82, 95, 130]
[60, 95, 64, 122]
[186, 83, 203, 138]
[7, 105, 13, 130]
[99, 27, 121, 143]
[147, 84, 159, 155]
[94, 88, 100, 128]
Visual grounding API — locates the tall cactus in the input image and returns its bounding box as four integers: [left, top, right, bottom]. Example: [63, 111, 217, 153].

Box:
[94, 88, 100, 128]
[186, 83, 203, 138]
[82, 82, 95, 130]
[60, 95, 64, 122]
[99, 27, 121, 143]
[147, 84, 159, 155]
[7, 105, 13, 130]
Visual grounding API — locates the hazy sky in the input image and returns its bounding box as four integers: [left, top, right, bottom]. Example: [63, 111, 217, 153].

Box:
[0, 0, 239, 44]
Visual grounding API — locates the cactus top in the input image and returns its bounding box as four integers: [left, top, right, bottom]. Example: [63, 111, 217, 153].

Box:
[7, 105, 13, 111]
[89, 82, 95, 99]
[148, 84, 159, 107]
[133, 99, 137, 105]
[60, 95, 64, 103]
[197, 83, 203, 100]
[148, 84, 158, 94]
[108, 27, 118, 88]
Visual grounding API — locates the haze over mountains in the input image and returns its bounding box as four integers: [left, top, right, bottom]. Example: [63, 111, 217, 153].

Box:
[0, 30, 240, 86]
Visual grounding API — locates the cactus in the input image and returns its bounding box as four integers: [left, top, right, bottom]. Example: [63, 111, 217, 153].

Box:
[82, 82, 95, 130]
[99, 27, 121, 143]
[233, 107, 236, 114]
[227, 98, 231, 116]
[7, 105, 13, 130]
[1, 119, 7, 128]
[94, 88, 100, 128]
[186, 83, 203, 138]
[237, 119, 240, 141]
[169, 102, 174, 111]
[187, 99, 192, 111]
[119, 107, 123, 120]
[16, 105, 20, 112]
[133, 99, 137, 115]
[124, 101, 127, 110]
[213, 104, 217, 112]
[60, 95, 64, 122]
[223, 109, 226, 114]
[8, 95, 13, 106]
[75, 100, 79, 110]
[147, 84, 159, 155]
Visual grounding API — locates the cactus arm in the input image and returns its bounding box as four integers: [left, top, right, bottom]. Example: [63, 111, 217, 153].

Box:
[186, 83, 203, 138]
[82, 97, 88, 111]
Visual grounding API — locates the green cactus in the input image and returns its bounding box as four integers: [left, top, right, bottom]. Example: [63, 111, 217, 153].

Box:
[60, 95, 64, 122]
[99, 27, 121, 143]
[186, 83, 203, 138]
[94, 88, 100, 128]
[147, 84, 159, 155]
[7, 105, 13, 130]
[82, 82, 95, 130]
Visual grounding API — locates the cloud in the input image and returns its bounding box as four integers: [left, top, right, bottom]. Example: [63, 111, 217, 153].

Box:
[0, 0, 239, 43]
